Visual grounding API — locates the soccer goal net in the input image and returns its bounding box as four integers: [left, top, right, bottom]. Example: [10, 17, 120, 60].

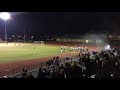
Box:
[34, 41, 44, 45]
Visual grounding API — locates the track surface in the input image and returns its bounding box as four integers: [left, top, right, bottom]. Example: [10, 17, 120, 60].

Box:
[0, 51, 79, 77]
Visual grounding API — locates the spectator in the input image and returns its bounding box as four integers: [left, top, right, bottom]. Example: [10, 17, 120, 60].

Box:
[56, 56, 59, 60]
[59, 69, 65, 78]
[28, 72, 35, 78]
[64, 62, 72, 78]
[37, 68, 46, 78]
[71, 62, 82, 78]
[21, 68, 28, 78]
[15, 47, 120, 78]
[66, 57, 69, 61]
[53, 57, 55, 60]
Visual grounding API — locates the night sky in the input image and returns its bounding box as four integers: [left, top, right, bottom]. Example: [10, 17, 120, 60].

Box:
[0, 12, 120, 36]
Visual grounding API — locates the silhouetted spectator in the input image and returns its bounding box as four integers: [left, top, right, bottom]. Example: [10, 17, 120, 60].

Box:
[38, 68, 46, 78]
[59, 69, 65, 78]
[28, 72, 35, 78]
[53, 57, 55, 60]
[66, 57, 69, 60]
[56, 56, 59, 60]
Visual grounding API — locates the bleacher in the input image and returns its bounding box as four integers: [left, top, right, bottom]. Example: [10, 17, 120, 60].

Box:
[6, 47, 120, 78]
[10, 56, 80, 78]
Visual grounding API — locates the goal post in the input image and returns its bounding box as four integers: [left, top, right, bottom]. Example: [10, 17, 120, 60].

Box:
[34, 41, 44, 45]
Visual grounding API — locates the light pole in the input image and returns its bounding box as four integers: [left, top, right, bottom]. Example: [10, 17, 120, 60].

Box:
[5, 20, 7, 42]
[0, 12, 11, 42]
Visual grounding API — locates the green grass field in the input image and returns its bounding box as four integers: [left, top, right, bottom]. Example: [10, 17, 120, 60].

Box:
[0, 43, 66, 63]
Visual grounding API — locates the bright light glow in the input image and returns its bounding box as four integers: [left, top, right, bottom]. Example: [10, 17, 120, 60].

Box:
[86, 40, 88, 43]
[0, 12, 11, 20]
[91, 75, 95, 78]
[105, 44, 111, 50]
[110, 36, 111, 37]
[99, 40, 101, 42]
[96, 40, 101, 43]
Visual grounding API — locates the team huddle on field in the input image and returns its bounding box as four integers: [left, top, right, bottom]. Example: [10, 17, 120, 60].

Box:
[60, 45, 88, 53]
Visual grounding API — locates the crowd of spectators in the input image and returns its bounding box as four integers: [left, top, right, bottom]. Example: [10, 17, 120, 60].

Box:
[15, 47, 120, 78]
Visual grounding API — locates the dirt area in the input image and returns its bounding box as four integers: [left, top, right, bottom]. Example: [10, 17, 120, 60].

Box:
[0, 51, 79, 77]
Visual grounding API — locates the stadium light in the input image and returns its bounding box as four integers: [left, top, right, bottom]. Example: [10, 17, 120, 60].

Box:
[86, 40, 88, 43]
[0, 12, 11, 42]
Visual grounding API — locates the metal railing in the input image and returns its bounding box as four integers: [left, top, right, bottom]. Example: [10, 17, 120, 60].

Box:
[4, 55, 79, 78]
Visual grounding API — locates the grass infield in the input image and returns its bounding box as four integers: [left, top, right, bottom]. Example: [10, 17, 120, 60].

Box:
[0, 43, 68, 63]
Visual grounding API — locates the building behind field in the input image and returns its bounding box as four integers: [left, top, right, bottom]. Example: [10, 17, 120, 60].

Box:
[56, 34, 107, 45]
[107, 34, 120, 46]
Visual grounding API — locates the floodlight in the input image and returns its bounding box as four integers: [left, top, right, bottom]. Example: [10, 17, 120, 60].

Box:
[0, 12, 11, 20]
[0, 12, 11, 42]
[86, 40, 88, 43]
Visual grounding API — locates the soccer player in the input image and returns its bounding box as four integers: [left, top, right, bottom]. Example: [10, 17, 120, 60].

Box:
[33, 47, 36, 53]
[61, 47, 63, 53]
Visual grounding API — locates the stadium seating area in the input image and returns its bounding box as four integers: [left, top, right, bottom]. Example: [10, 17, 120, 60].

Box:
[7, 47, 120, 78]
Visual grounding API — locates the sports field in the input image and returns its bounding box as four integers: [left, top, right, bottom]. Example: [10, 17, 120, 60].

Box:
[0, 43, 64, 63]
[0, 42, 100, 77]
